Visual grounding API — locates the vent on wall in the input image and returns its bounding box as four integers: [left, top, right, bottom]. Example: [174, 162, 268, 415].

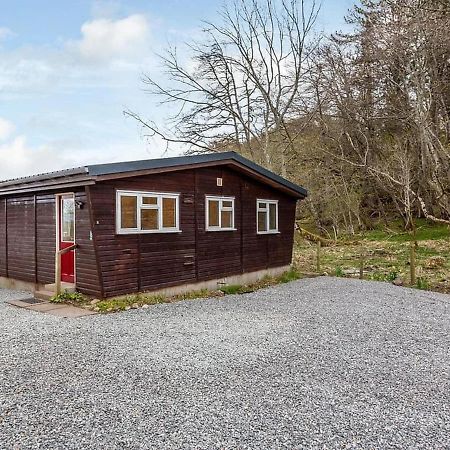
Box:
[217, 177, 223, 187]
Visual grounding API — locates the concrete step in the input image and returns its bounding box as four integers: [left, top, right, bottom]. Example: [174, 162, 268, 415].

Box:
[34, 290, 55, 302]
[43, 282, 76, 293]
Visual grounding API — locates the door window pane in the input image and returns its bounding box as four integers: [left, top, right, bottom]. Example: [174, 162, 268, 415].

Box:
[208, 200, 219, 227]
[162, 197, 176, 228]
[141, 209, 158, 230]
[121, 196, 137, 229]
[269, 203, 277, 230]
[62, 197, 75, 241]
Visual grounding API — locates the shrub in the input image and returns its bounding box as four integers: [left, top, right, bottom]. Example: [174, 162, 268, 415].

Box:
[219, 284, 244, 295]
[386, 271, 398, 282]
[51, 290, 86, 304]
[278, 269, 301, 283]
[416, 277, 429, 291]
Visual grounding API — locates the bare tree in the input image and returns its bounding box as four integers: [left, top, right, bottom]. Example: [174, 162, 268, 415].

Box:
[126, 0, 320, 176]
[312, 0, 450, 226]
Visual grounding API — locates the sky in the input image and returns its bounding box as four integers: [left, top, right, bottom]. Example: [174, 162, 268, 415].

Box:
[0, 0, 355, 180]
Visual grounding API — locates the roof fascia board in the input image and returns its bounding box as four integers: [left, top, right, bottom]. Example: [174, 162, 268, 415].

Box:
[0, 180, 96, 197]
[0, 167, 88, 188]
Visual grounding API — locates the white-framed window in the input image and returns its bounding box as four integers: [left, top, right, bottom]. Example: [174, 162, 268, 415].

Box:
[205, 195, 235, 231]
[116, 190, 180, 234]
[257, 199, 279, 234]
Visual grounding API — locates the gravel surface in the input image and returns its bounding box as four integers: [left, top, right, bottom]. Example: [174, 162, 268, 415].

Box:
[0, 277, 449, 449]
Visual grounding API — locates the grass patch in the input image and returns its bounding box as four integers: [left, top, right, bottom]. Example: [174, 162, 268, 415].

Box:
[174, 289, 212, 301]
[50, 290, 87, 304]
[416, 277, 430, 291]
[219, 284, 245, 295]
[293, 221, 450, 294]
[95, 293, 168, 313]
[362, 219, 449, 242]
[369, 271, 398, 282]
[278, 268, 301, 283]
[90, 268, 303, 313]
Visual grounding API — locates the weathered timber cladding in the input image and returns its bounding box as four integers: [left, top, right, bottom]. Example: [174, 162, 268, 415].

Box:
[36, 194, 56, 284]
[75, 191, 102, 297]
[6, 196, 36, 282]
[0, 198, 7, 277]
[89, 166, 297, 298]
[0, 189, 101, 296]
[89, 170, 197, 297]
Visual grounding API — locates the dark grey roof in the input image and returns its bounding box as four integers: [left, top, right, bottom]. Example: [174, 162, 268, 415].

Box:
[87, 151, 307, 197]
[0, 151, 307, 197]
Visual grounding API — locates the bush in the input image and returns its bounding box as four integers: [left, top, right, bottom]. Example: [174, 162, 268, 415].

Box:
[278, 269, 301, 283]
[416, 277, 429, 291]
[51, 290, 86, 304]
[219, 284, 244, 295]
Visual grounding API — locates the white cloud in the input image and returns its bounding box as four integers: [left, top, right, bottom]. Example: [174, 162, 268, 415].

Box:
[0, 136, 74, 180]
[0, 116, 169, 180]
[73, 14, 150, 63]
[0, 13, 154, 99]
[0, 118, 15, 141]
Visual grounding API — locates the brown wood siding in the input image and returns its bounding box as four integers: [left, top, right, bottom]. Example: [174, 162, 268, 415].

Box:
[89, 171, 198, 298]
[0, 189, 101, 296]
[90, 166, 298, 298]
[242, 181, 297, 272]
[75, 191, 102, 297]
[6, 196, 36, 282]
[0, 198, 7, 277]
[36, 194, 56, 284]
[195, 167, 243, 281]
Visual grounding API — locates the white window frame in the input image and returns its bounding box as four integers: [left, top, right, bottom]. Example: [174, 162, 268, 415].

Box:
[257, 199, 279, 234]
[116, 190, 180, 234]
[205, 195, 236, 231]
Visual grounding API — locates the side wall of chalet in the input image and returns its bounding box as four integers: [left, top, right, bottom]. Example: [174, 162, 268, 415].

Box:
[0, 190, 101, 297]
[89, 166, 297, 298]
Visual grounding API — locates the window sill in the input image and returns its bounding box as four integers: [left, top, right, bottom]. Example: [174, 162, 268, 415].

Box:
[257, 231, 280, 235]
[116, 229, 182, 235]
[206, 228, 238, 232]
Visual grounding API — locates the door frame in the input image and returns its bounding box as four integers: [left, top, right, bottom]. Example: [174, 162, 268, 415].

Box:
[55, 193, 76, 284]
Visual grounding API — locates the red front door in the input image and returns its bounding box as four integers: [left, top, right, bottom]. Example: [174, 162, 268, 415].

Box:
[59, 195, 75, 283]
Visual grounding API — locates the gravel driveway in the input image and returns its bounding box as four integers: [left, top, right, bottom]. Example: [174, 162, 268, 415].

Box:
[0, 277, 449, 449]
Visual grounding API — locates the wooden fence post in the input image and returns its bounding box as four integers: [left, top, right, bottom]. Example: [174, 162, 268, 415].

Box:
[55, 252, 61, 296]
[359, 253, 365, 280]
[410, 240, 416, 286]
[316, 240, 321, 273]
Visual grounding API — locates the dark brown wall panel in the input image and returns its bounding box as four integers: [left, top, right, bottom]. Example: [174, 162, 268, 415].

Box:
[1, 189, 101, 297]
[36, 194, 56, 284]
[6, 196, 36, 282]
[75, 190, 102, 297]
[91, 166, 298, 298]
[242, 182, 296, 272]
[89, 171, 198, 298]
[0, 198, 6, 277]
[195, 167, 242, 281]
